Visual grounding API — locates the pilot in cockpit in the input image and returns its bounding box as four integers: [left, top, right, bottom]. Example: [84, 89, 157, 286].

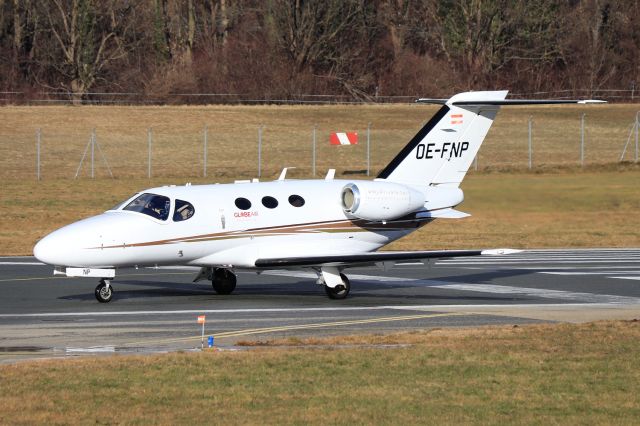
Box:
[145, 197, 168, 219]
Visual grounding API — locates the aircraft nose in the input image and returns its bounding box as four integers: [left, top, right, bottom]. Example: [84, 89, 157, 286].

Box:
[34, 218, 102, 266]
[34, 231, 66, 266]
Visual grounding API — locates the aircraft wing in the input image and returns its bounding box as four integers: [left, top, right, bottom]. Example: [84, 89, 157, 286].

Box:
[254, 249, 519, 268]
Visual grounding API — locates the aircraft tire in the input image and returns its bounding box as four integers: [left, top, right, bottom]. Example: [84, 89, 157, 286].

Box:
[324, 274, 350, 300]
[212, 268, 237, 295]
[95, 280, 113, 303]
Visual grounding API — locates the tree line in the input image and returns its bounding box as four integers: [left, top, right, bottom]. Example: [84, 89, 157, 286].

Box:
[1, 0, 639, 104]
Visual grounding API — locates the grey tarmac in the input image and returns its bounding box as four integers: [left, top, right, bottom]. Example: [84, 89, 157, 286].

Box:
[1, 248, 639, 363]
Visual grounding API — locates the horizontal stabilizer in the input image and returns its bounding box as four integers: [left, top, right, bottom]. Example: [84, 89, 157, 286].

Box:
[417, 208, 470, 219]
[417, 98, 606, 106]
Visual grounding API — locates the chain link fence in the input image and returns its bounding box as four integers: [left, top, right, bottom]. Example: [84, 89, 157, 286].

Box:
[1, 104, 638, 181]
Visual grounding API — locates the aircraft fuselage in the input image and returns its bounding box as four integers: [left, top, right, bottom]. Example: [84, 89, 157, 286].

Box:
[34, 179, 437, 269]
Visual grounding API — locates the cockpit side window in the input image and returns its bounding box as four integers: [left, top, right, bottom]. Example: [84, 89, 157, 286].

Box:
[123, 193, 171, 221]
[173, 199, 195, 222]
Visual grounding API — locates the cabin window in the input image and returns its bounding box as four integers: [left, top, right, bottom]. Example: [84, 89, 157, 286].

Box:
[173, 199, 195, 222]
[123, 193, 170, 221]
[288, 194, 305, 207]
[235, 197, 252, 210]
[262, 196, 278, 209]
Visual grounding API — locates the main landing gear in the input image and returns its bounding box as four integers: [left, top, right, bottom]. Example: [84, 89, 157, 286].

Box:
[318, 266, 351, 300]
[211, 268, 237, 295]
[95, 279, 113, 303]
[324, 273, 350, 300]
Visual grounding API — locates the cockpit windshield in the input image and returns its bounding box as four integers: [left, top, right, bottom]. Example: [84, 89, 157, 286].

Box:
[110, 194, 136, 211]
[123, 193, 170, 221]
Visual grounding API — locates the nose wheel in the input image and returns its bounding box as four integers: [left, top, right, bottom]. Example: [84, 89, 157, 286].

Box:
[212, 268, 237, 295]
[95, 279, 113, 303]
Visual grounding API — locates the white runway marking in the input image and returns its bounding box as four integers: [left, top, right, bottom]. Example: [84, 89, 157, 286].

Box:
[434, 249, 640, 283]
[0, 303, 634, 319]
[437, 260, 640, 265]
[263, 271, 640, 305]
[540, 271, 640, 275]
[428, 283, 640, 305]
[0, 256, 38, 259]
[437, 250, 640, 263]
[66, 346, 115, 353]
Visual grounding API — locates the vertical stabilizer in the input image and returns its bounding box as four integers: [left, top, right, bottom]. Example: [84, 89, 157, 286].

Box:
[377, 90, 508, 187]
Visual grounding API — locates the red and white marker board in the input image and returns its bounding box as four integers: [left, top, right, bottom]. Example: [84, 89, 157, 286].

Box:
[330, 132, 358, 145]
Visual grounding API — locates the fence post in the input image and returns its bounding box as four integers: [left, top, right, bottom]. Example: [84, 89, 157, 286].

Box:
[258, 125, 263, 178]
[580, 113, 586, 167]
[528, 116, 533, 169]
[91, 128, 95, 179]
[203, 125, 208, 177]
[366, 122, 371, 176]
[36, 128, 41, 181]
[312, 125, 316, 177]
[635, 111, 640, 163]
[148, 127, 152, 178]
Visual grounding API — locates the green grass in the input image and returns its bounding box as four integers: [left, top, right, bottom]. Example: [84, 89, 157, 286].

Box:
[1, 321, 639, 424]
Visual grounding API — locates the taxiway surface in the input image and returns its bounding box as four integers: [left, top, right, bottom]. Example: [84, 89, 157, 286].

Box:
[1, 248, 639, 362]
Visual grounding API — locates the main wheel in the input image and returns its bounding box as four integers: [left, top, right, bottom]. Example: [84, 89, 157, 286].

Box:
[95, 279, 113, 303]
[324, 273, 350, 300]
[212, 268, 237, 295]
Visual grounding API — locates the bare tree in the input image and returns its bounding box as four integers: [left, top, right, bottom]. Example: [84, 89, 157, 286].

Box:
[271, 0, 362, 73]
[44, 0, 129, 103]
[1, 1, 639, 102]
[559, 1, 628, 94]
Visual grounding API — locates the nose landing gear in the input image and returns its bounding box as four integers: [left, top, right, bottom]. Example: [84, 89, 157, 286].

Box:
[95, 279, 113, 303]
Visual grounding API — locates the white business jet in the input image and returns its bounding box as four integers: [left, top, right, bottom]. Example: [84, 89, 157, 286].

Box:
[33, 91, 604, 302]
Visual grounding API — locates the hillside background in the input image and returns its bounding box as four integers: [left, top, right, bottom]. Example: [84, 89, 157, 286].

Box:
[1, 0, 639, 104]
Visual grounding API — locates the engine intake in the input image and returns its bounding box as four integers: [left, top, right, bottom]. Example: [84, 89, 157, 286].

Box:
[341, 181, 425, 221]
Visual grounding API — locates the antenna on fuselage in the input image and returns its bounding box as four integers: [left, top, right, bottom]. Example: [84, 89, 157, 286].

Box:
[325, 169, 336, 180]
[278, 167, 296, 181]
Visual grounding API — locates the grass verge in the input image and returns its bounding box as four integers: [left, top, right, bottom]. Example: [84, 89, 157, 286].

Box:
[2, 167, 638, 255]
[1, 321, 639, 424]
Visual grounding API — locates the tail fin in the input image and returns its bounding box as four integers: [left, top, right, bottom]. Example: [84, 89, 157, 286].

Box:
[377, 90, 508, 187]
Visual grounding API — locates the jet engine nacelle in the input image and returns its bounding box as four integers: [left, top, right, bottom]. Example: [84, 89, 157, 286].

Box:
[341, 181, 425, 221]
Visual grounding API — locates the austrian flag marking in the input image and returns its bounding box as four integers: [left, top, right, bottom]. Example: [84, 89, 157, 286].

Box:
[450, 114, 463, 125]
[330, 132, 358, 145]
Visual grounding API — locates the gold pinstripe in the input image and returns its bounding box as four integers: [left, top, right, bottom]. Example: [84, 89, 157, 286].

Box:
[93, 216, 433, 250]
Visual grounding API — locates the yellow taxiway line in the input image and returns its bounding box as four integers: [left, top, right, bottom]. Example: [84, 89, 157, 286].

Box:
[117, 311, 467, 347]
